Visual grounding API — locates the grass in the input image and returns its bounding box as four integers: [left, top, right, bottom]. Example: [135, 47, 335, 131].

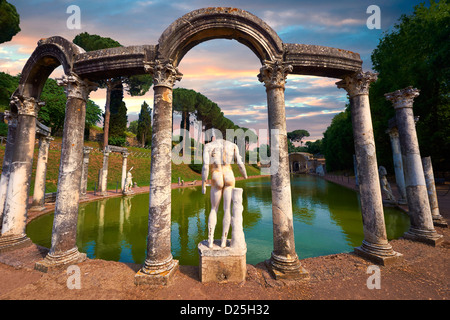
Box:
[0, 137, 262, 195]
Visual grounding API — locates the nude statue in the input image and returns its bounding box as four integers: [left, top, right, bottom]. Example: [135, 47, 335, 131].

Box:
[123, 167, 134, 194]
[379, 166, 396, 202]
[202, 133, 247, 248]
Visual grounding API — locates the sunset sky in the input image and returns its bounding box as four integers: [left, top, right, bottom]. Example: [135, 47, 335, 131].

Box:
[1, 0, 425, 142]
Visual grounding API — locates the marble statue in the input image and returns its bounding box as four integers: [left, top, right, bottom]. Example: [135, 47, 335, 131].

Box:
[202, 132, 247, 248]
[379, 166, 396, 202]
[123, 167, 134, 194]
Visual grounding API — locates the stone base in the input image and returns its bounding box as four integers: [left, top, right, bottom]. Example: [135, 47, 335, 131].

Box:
[265, 252, 309, 280]
[403, 228, 444, 246]
[123, 190, 134, 196]
[29, 205, 46, 211]
[0, 234, 32, 253]
[198, 240, 247, 283]
[135, 260, 179, 286]
[35, 247, 86, 273]
[354, 241, 403, 266]
[382, 199, 398, 206]
[432, 217, 448, 228]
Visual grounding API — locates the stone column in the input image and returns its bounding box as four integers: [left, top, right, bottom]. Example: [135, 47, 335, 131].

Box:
[99, 146, 110, 196]
[80, 146, 93, 197]
[337, 71, 402, 265]
[121, 152, 129, 191]
[0, 110, 18, 227]
[386, 126, 407, 204]
[0, 96, 43, 252]
[35, 73, 97, 272]
[422, 156, 447, 227]
[257, 60, 308, 278]
[30, 135, 54, 210]
[385, 86, 442, 246]
[135, 59, 182, 285]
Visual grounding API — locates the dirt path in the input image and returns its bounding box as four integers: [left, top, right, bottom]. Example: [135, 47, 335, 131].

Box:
[0, 175, 448, 303]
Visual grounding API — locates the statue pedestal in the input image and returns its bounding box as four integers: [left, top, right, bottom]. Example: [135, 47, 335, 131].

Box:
[198, 240, 246, 283]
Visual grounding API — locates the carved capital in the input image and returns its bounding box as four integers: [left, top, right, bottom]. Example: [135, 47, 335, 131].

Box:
[336, 71, 377, 97]
[11, 96, 44, 117]
[385, 86, 420, 110]
[56, 73, 98, 102]
[146, 59, 183, 88]
[386, 127, 399, 139]
[3, 110, 18, 128]
[258, 59, 293, 90]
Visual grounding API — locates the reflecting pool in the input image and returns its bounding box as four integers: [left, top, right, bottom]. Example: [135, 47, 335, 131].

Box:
[27, 175, 410, 265]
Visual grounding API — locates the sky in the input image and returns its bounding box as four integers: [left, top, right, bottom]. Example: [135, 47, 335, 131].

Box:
[1, 0, 426, 142]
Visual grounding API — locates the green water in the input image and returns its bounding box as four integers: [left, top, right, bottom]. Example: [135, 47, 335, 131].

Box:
[26, 175, 410, 265]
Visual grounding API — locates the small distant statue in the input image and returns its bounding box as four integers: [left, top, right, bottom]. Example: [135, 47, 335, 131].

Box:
[123, 167, 134, 194]
[202, 130, 247, 248]
[379, 166, 396, 202]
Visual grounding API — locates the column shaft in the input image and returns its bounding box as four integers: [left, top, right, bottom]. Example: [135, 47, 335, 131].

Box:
[35, 73, 97, 272]
[0, 97, 41, 252]
[31, 136, 53, 209]
[388, 128, 407, 204]
[258, 60, 307, 278]
[337, 71, 401, 265]
[0, 111, 18, 226]
[121, 153, 128, 191]
[386, 86, 442, 245]
[80, 147, 92, 197]
[422, 156, 447, 227]
[136, 59, 182, 285]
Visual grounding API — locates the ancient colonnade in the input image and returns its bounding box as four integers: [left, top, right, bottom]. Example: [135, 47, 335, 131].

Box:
[0, 7, 444, 284]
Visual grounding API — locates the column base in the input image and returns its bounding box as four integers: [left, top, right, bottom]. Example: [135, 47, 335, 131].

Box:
[135, 258, 179, 286]
[354, 240, 402, 266]
[35, 247, 86, 273]
[432, 216, 448, 228]
[0, 234, 32, 253]
[403, 227, 444, 246]
[29, 205, 46, 211]
[265, 252, 309, 280]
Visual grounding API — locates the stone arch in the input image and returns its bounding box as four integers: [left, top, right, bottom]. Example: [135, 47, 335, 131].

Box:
[157, 7, 284, 66]
[18, 36, 85, 98]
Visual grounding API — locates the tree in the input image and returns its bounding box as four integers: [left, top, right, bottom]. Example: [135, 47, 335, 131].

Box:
[370, 0, 450, 171]
[287, 129, 310, 145]
[73, 32, 153, 148]
[137, 101, 152, 146]
[321, 104, 354, 172]
[0, 71, 19, 111]
[0, 0, 20, 44]
[305, 139, 322, 155]
[128, 120, 138, 135]
[173, 88, 197, 143]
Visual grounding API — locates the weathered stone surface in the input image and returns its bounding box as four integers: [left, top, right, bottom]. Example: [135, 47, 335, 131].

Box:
[422, 156, 447, 228]
[386, 124, 407, 204]
[158, 7, 284, 65]
[198, 240, 246, 283]
[337, 71, 402, 264]
[1, 97, 41, 247]
[0, 110, 18, 226]
[284, 43, 362, 78]
[31, 135, 53, 210]
[137, 61, 181, 285]
[386, 87, 443, 246]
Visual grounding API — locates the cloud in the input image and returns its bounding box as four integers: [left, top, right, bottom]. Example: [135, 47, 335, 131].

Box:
[1, 0, 423, 141]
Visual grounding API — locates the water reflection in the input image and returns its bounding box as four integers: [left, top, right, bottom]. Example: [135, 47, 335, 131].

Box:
[27, 175, 410, 266]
